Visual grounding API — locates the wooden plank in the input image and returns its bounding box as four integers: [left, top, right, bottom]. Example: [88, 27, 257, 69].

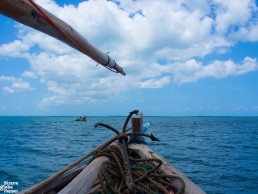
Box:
[58, 156, 108, 194]
[129, 143, 206, 194]
[38, 165, 85, 194]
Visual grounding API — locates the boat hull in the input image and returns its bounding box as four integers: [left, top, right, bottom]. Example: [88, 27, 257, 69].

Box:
[20, 142, 206, 194]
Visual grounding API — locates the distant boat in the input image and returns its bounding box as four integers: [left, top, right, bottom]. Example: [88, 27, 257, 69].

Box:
[75, 116, 87, 122]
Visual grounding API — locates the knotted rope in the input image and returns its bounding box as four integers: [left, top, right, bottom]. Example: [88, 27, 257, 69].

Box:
[92, 145, 185, 194]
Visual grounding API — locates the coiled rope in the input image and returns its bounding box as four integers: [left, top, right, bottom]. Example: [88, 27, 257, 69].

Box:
[92, 144, 185, 194]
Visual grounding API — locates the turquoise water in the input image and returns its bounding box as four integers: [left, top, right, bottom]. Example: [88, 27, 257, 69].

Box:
[0, 116, 258, 193]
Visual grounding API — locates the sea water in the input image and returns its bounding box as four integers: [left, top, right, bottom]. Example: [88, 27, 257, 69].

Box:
[0, 116, 257, 194]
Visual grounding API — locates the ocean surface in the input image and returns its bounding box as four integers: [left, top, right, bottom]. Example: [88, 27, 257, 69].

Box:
[0, 116, 257, 194]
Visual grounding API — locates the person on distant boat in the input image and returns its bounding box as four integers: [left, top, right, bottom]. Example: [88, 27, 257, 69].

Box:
[81, 115, 87, 121]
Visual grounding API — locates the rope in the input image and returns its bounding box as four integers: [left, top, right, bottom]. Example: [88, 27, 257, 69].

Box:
[92, 145, 185, 194]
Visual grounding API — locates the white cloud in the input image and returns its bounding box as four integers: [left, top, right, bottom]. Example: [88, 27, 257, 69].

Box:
[11, 81, 33, 90]
[0, 75, 17, 82]
[230, 24, 258, 41]
[138, 77, 170, 88]
[1, 73, 35, 94]
[169, 57, 258, 84]
[39, 95, 65, 107]
[22, 71, 38, 79]
[2, 80, 33, 94]
[1, 0, 258, 106]
[213, 0, 253, 34]
[3, 86, 14, 94]
[0, 40, 31, 57]
[0, 76, 33, 94]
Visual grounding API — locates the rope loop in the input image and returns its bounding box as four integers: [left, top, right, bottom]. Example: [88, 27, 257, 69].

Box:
[93, 145, 185, 194]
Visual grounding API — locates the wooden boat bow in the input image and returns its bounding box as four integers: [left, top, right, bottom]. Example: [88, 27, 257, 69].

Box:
[19, 110, 206, 194]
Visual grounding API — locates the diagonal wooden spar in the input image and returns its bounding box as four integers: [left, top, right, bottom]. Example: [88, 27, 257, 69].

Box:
[0, 0, 126, 75]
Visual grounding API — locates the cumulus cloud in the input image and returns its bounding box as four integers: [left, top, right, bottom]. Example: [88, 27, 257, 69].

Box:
[213, 0, 253, 34]
[169, 57, 258, 84]
[230, 24, 258, 41]
[22, 71, 38, 79]
[138, 77, 171, 88]
[0, 40, 31, 57]
[0, 75, 17, 82]
[2, 81, 33, 94]
[1, 0, 258, 106]
[2, 86, 14, 94]
[1, 74, 34, 94]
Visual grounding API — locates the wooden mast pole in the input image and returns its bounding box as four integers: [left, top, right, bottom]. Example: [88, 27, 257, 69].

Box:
[0, 0, 126, 75]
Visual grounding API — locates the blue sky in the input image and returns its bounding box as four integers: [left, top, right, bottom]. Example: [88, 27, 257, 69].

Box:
[1, 0, 258, 116]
